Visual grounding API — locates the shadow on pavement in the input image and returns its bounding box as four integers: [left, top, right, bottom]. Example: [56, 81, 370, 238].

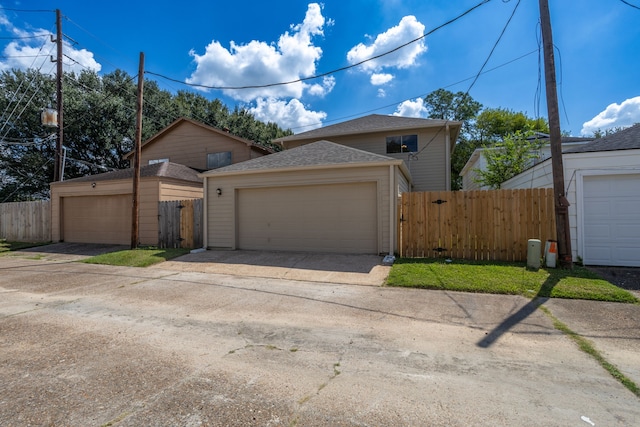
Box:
[477, 273, 559, 348]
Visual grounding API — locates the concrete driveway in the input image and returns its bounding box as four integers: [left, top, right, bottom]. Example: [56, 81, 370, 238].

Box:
[156, 249, 391, 286]
[1, 247, 639, 426]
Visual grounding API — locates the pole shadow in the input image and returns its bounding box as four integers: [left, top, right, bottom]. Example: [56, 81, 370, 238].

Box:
[477, 273, 559, 348]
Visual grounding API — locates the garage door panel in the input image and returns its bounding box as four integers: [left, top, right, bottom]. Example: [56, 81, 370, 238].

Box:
[63, 195, 131, 245]
[583, 174, 640, 267]
[238, 183, 377, 254]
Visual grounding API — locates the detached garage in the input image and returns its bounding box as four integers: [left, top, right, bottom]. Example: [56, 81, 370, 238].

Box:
[502, 123, 640, 267]
[580, 172, 640, 267]
[50, 162, 202, 245]
[200, 140, 410, 255]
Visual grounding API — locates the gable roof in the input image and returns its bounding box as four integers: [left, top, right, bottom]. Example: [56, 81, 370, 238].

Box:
[273, 114, 461, 144]
[564, 124, 640, 153]
[123, 117, 274, 160]
[199, 140, 408, 177]
[52, 162, 202, 185]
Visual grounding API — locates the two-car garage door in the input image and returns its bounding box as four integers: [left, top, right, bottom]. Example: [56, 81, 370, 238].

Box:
[62, 195, 131, 245]
[583, 174, 640, 267]
[237, 182, 378, 254]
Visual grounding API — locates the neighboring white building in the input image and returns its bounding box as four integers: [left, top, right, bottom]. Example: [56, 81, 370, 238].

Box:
[460, 134, 594, 190]
[501, 124, 640, 267]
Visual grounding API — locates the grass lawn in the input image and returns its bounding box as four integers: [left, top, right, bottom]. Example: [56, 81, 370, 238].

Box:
[0, 239, 50, 253]
[82, 247, 191, 267]
[386, 258, 639, 304]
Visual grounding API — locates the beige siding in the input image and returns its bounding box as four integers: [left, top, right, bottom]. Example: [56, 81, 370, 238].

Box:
[136, 121, 260, 170]
[160, 181, 204, 201]
[138, 180, 160, 246]
[206, 165, 392, 253]
[397, 168, 410, 195]
[51, 177, 200, 246]
[281, 128, 447, 192]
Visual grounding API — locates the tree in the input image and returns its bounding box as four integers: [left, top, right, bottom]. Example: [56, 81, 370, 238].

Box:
[0, 68, 291, 202]
[423, 89, 483, 190]
[475, 108, 548, 143]
[473, 132, 541, 189]
[424, 88, 482, 138]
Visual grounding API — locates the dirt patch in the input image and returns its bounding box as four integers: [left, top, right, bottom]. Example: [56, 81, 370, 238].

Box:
[587, 266, 640, 293]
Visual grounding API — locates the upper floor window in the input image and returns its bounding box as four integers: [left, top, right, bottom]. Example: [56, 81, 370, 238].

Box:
[148, 158, 169, 165]
[386, 134, 418, 153]
[207, 151, 232, 170]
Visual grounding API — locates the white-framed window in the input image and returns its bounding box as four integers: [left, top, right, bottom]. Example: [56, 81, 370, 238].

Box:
[148, 158, 169, 165]
[386, 135, 418, 153]
[207, 151, 232, 169]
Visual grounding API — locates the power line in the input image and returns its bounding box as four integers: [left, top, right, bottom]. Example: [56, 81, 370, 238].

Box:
[0, 7, 54, 13]
[412, 0, 523, 161]
[619, 0, 640, 10]
[146, 0, 494, 91]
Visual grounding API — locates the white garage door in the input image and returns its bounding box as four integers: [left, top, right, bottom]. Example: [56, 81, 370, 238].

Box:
[583, 174, 640, 266]
[62, 195, 132, 244]
[237, 182, 378, 254]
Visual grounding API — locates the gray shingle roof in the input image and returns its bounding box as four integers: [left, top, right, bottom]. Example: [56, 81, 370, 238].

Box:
[565, 124, 640, 153]
[57, 162, 202, 184]
[273, 114, 460, 143]
[201, 140, 398, 176]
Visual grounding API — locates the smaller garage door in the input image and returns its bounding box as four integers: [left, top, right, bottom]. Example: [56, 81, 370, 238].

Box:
[583, 174, 640, 267]
[62, 195, 132, 244]
[237, 182, 378, 254]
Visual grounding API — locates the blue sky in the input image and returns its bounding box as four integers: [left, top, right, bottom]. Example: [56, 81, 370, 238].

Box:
[1, 0, 639, 136]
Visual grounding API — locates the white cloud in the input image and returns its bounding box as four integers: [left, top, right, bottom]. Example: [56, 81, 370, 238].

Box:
[249, 97, 326, 131]
[0, 28, 101, 74]
[581, 96, 640, 135]
[393, 98, 428, 118]
[377, 88, 386, 98]
[370, 73, 394, 86]
[187, 3, 328, 103]
[307, 76, 335, 97]
[346, 15, 426, 83]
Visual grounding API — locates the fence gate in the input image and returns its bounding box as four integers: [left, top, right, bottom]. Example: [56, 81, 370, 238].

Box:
[158, 199, 203, 248]
[399, 189, 556, 262]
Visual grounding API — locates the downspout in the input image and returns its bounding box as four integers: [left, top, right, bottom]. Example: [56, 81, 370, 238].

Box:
[389, 164, 395, 256]
[201, 177, 208, 250]
[445, 123, 451, 191]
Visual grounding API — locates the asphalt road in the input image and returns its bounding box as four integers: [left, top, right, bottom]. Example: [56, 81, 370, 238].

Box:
[1, 251, 639, 426]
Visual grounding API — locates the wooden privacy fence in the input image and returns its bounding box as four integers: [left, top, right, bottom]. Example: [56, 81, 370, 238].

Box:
[399, 189, 556, 261]
[0, 200, 51, 242]
[158, 199, 203, 249]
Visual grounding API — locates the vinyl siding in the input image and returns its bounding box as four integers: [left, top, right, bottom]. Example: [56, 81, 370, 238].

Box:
[205, 165, 392, 253]
[280, 128, 448, 192]
[501, 149, 640, 263]
[51, 177, 201, 246]
[136, 120, 260, 170]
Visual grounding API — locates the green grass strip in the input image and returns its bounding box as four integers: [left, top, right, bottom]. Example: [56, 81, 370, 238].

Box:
[540, 306, 640, 398]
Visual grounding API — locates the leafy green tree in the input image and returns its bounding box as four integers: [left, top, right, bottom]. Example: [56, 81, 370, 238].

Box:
[473, 132, 540, 189]
[0, 68, 291, 202]
[423, 89, 483, 190]
[475, 108, 548, 143]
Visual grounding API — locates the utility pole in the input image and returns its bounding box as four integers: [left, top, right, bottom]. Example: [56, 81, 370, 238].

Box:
[53, 9, 63, 182]
[539, 0, 572, 268]
[131, 52, 144, 249]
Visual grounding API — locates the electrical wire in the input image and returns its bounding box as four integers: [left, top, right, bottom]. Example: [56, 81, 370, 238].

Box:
[413, 0, 522, 159]
[619, 0, 640, 10]
[146, 0, 494, 91]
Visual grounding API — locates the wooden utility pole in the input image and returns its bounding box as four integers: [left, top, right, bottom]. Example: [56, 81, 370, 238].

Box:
[539, 0, 572, 268]
[131, 52, 144, 249]
[53, 9, 63, 182]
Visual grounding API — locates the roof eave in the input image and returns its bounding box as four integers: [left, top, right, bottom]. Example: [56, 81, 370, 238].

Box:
[198, 159, 405, 179]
